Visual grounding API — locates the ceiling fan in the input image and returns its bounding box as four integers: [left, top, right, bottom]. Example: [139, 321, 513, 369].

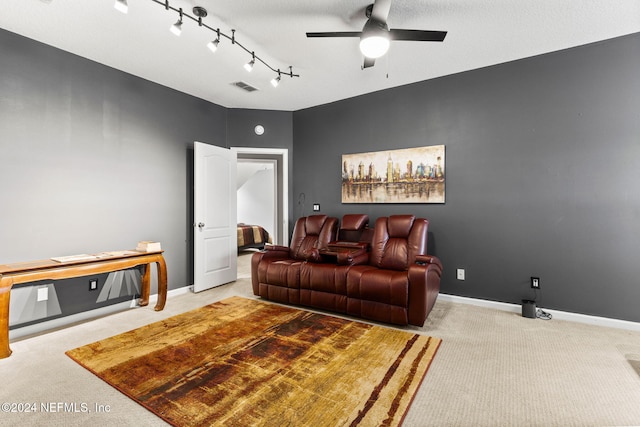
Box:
[306, 0, 447, 69]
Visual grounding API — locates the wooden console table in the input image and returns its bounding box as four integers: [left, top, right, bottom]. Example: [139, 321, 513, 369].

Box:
[0, 250, 167, 358]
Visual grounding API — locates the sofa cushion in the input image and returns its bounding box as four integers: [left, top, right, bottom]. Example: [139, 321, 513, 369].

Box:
[300, 263, 348, 294]
[346, 265, 409, 307]
[379, 238, 409, 271]
[341, 214, 369, 231]
[337, 214, 370, 243]
[369, 215, 429, 271]
[387, 215, 415, 237]
[264, 260, 304, 288]
[289, 215, 338, 261]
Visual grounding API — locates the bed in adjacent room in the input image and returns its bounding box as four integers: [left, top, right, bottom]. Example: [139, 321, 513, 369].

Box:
[237, 223, 271, 251]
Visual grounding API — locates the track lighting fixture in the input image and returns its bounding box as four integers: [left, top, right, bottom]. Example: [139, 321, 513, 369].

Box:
[244, 52, 256, 72]
[270, 71, 281, 88]
[207, 38, 219, 52]
[207, 29, 220, 53]
[114, 0, 128, 14]
[118, 1, 300, 86]
[170, 8, 183, 36]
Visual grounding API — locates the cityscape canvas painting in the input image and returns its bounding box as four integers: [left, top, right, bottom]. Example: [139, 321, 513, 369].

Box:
[342, 145, 445, 204]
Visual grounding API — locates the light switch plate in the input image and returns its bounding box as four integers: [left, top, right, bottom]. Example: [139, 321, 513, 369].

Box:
[456, 269, 465, 280]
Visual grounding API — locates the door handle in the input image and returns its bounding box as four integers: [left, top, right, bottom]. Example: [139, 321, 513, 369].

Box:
[197, 222, 205, 229]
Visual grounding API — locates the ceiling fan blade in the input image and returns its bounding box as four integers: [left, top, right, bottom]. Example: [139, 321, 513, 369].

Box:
[363, 57, 376, 69]
[389, 29, 447, 42]
[370, 0, 392, 23]
[306, 31, 362, 38]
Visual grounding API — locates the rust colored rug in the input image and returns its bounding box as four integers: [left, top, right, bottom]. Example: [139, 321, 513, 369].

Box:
[66, 296, 441, 426]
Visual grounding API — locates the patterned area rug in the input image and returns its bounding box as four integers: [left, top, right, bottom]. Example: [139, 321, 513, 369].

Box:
[66, 296, 441, 426]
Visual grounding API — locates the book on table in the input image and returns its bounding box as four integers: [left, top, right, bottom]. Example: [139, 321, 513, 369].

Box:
[51, 254, 99, 263]
[136, 241, 162, 252]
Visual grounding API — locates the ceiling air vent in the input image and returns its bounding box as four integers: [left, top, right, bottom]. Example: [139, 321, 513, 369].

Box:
[231, 81, 259, 92]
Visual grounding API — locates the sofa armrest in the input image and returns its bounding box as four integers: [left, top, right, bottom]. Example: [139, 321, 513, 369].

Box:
[336, 250, 368, 266]
[265, 244, 289, 253]
[251, 245, 293, 296]
[407, 255, 443, 326]
[257, 245, 291, 262]
[415, 254, 443, 273]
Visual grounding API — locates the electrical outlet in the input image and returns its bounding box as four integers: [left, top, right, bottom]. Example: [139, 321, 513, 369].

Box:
[531, 277, 540, 289]
[313, 204, 320, 211]
[457, 268, 465, 281]
[37, 286, 49, 302]
[89, 279, 98, 291]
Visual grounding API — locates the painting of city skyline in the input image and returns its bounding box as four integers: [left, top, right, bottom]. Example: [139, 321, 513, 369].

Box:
[342, 145, 445, 204]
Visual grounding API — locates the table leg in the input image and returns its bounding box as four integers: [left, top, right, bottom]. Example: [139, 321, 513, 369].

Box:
[0, 276, 13, 359]
[154, 257, 167, 311]
[138, 264, 150, 307]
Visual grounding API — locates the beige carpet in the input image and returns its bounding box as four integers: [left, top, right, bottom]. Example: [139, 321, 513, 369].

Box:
[1, 251, 640, 426]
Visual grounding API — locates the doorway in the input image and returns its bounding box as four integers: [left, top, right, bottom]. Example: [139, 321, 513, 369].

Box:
[237, 159, 276, 244]
[232, 147, 289, 247]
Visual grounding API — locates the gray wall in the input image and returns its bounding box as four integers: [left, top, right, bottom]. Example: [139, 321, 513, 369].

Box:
[227, 108, 294, 228]
[0, 28, 227, 292]
[293, 33, 640, 322]
[3, 24, 640, 324]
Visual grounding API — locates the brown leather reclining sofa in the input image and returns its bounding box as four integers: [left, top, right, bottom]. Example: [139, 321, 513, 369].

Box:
[251, 213, 442, 327]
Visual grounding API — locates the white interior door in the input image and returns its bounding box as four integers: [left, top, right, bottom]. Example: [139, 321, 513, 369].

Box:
[194, 142, 237, 292]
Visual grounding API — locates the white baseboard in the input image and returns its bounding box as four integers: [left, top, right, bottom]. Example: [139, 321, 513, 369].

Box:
[438, 293, 640, 332]
[9, 287, 191, 341]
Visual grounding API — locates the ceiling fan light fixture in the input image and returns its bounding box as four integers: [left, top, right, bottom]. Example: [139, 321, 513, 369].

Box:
[359, 19, 390, 59]
[359, 35, 390, 59]
[114, 0, 128, 14]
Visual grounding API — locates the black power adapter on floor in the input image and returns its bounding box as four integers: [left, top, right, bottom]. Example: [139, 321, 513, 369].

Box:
[522, 300, 537, 318]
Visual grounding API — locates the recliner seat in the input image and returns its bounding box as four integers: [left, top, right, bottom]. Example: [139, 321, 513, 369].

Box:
[345, 215, 441, 326]
[251, 214, 338, 304]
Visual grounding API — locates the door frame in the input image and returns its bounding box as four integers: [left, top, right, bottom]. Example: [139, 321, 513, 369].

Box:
[231, 147, 289, 246]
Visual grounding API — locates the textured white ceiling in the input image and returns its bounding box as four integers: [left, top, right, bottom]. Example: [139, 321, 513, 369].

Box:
[1, 0, 639, 111]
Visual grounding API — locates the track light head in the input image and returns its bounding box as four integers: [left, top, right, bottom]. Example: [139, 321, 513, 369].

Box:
[207, 29, 221, 53]
[114, 0, 128, 14]
[207, 38, 220, 53]
[170, 19, 182, 36]
[271, 71, 281, 88]
[244, 52, 256, 72]
[170, 8, 183, 36]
